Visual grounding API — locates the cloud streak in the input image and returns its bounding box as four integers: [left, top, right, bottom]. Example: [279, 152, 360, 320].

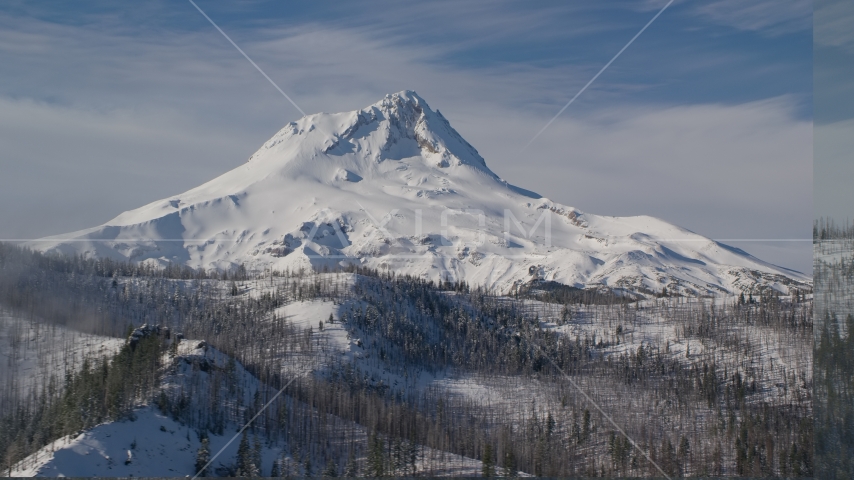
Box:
[0, 3, 812, 273]
[694, 0, 811, 35]
[815, 0, 854, 50]
[637, 0, 811, 36]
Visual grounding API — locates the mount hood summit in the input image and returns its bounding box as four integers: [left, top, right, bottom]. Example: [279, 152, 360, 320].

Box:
[35, 91, 810, 296]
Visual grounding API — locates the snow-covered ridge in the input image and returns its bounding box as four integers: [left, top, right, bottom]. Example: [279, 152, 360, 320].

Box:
[11, 333, 487, 478]
[33, 91, 810, 296]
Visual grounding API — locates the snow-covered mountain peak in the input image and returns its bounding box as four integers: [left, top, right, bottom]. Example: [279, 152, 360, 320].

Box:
[34, 93, 811, 297]
[369, 90, 484, 165]
[250, 90, 489, 175]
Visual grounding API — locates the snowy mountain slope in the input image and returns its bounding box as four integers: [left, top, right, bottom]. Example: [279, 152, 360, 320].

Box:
[11, 341, 324, 478]
[11, 339, 486, 478]
[275, 277, 809, 426]
[13, 405, 485, 478]
[34, 91, 810, 296]
[0, 309, 123, 402]
[6, 268, 811, 477]
[815, 239, 854, 337]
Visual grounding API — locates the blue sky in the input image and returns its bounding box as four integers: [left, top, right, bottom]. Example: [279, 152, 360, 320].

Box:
[0, 0, 813, 272]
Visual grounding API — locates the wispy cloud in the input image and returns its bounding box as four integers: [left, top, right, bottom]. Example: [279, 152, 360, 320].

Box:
[639, 0, 811, 36]
[0, 2, 812, 272]
[467, 96, 811, 238]
[249, 0, 621, 56]
[478, 97, 812, 273]
[815, 0, 854, 50]
[0, 95, 261, 239]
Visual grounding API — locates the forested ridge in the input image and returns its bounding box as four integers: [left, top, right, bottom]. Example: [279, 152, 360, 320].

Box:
[0, 243, 813, 476]
[815, 234, 854, 478]
[1, 332, 165, 474]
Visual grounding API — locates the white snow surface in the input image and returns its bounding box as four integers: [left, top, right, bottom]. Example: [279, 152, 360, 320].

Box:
[34, 91, 809, 296]
[11, 336, 488, 478]
[0, 309, 124, 402]
[12, 404, 486, 478]
[11, 407, 226, 477]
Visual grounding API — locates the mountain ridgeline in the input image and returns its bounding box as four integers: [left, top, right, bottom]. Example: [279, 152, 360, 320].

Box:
[1, 243, 812, 477]
[0, 93, 814, 477]
[33, 91, 810, 298]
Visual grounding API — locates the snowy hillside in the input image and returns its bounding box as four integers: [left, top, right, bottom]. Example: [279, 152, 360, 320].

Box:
[0, 309, 123, 403]
[815, 238, 854, 339]
[2, 258, 812, 477]
[814, 238, 854, 476]
[34, 91, 810, 296]
[11, 339, 486, 478]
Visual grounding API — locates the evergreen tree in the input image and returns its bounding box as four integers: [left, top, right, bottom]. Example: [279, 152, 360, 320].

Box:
[581, 409, 591, 443]
[195, 436, 211, 477]
[235, 430, 258, 477]
[392, 437, 403, 474]
[304, 458, 312, 477]
[366, 432, 385, 477]
[252, 435, 263, 476]
[322, 458, 338, 477]
[661, 437, 676, 476]
[343, 450, 358, 477]
[502, 449, 517, 477]
[678, 435, 690, 465]
[405, 437, 418, 475]
[481, 443, 495, 477]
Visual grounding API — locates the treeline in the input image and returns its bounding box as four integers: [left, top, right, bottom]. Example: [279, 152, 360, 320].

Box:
[0, 243, 222, 280]
[815, 237, 854, 479]
[815, 217, 854, 241]
[170, 269, 813, 476]
[1, 333, 167, 475]
[0, 242, 815, 476]
[0, 243, 195, 337]
[815, 313, 854, 477]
